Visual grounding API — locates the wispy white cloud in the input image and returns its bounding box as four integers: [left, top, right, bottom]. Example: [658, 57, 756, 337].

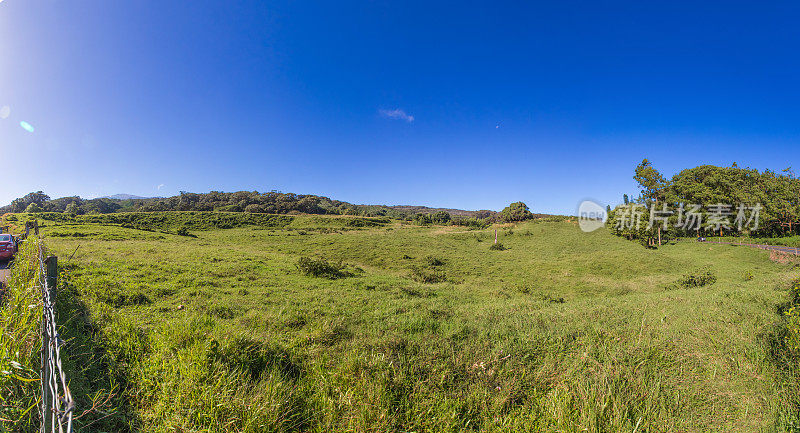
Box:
[379, 108, 414, 122]
[157, 183, 165, 190]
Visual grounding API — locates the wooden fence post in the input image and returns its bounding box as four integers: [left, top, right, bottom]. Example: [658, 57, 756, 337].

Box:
[46, 256, 58, 298]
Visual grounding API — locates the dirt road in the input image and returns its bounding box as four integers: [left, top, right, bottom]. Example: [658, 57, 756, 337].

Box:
[703, 240, 800, 255]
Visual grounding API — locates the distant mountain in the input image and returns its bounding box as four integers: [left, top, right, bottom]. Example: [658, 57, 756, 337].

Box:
[104, 194, 152, 200]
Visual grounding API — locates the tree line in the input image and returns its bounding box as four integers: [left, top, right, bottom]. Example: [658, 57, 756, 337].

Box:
[1, 191, 543, 224]
[608, 160, 800, 244]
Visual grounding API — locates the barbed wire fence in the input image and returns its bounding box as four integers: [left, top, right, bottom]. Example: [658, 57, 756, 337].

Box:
[27, 219, 75, 433]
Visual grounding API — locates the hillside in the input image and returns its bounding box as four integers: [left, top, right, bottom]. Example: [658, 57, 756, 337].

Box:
[1, 190, 501, 220]
[11, 213, 796, 432]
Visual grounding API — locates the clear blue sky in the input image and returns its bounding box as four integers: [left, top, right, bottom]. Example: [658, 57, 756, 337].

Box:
[2, 1, 800, 214]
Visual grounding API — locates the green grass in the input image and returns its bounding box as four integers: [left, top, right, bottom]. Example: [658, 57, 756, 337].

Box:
[17, 214, 800, 432]
[707, 235, 800, 248]
[0, 237, 42, 431]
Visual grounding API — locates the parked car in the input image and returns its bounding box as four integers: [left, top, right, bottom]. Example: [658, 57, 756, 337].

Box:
[0, 234, 17, 260]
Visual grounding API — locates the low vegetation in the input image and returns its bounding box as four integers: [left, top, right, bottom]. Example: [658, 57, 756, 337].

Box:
[296, 257, 351, 279]
[0, 238, 42, 431]
[3, 213, 792, 432]
[489, 242, 507, 251]
[673, 267, 717, 289]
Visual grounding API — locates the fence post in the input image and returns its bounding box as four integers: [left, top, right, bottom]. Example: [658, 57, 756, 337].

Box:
[46, 256, 57, 299]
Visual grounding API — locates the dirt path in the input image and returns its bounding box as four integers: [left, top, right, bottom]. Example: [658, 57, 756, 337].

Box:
[703, 240, 800, 255]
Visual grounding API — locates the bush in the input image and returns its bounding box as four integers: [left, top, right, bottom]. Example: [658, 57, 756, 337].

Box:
[65, 202, 80, 215]
[37, 211, 295, 232]
[296, 257, 350, 279]
[489, 242, 507, 251]
[450, 217, 489, 229]
[244, 204, 263, 213]
[431, 211, 451, 224]
[786, 306, 800, 355]
[675, 267, 716, 289]
[24, 203, 42, 213]
[409, 266, 447, 284]
[499, 202, 533, 222]
[424, 255, 445, 267]
[413, 213, 433, 225]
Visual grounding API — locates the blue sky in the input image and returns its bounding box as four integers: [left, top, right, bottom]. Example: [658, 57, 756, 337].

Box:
[2, 1, 800, 214]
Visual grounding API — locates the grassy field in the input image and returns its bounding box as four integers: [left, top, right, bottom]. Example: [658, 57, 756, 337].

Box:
[9, 213, 800, 432]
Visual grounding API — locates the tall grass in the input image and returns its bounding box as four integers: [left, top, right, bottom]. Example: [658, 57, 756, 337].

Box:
[0, 237, 42, 430]
[32, 215, 800, 431]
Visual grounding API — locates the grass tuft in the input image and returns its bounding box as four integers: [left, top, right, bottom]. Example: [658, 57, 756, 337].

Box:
[296, 256, 351, 279]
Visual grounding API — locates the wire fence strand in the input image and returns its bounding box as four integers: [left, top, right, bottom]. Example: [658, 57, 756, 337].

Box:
[36, 240, 74, 433]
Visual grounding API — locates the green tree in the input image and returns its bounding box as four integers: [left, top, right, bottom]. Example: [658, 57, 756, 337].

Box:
[25, 203, 42, 213]
[11, 191, 50, 213]
[431, 211, 451, 224]
[65, 202, 79, 215]
[634, 159, 667, 205]
[500, 202, 533, 222]
[634, 159, 668, 245]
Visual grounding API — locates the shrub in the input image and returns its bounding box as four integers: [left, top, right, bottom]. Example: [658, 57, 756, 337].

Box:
[296, 257, 350, 279]
[413, 213, 433, 225]
[424, 255, 445, 267]
[489, 242, 506, 251]
[499, 202, 533, 222]
[675, 267, 716, 289]
[431, 211, 451, 224]
[543, 294, 565, 303]
[65, 202, 79, 215]
[37, 211, 295, 233]
[786, 306, 800, 355]
[409, 266, 447, 283]
[451, 217, 489, 229]
[24, 203, 42, 213]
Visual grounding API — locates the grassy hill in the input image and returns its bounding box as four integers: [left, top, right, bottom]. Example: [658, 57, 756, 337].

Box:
[9, 213, 800, 432]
